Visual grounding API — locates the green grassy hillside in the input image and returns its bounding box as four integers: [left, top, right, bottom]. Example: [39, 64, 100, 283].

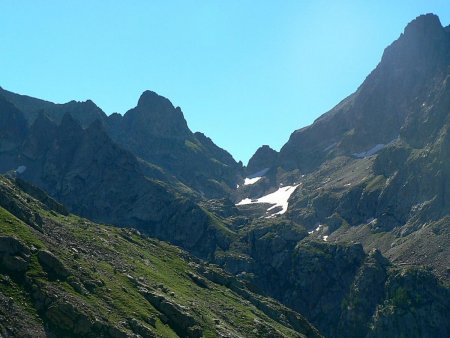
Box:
[0, 176, 320, 338]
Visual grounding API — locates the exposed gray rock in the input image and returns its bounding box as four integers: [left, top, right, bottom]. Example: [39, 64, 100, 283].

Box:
[0, 236, 30, 273]
[187, 271, 209, 289]
[128, 318, 157, 338]
[37, 250, 70, 279]
[0, 236, 30, 256]
[247, 145, 278, 174]
[140, 289, 202, 338]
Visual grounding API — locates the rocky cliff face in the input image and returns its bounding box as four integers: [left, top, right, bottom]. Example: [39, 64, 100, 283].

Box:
[0, 94, 27, 157]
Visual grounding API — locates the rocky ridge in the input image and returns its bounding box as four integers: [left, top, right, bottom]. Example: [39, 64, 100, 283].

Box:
[0, 88, 244, 198]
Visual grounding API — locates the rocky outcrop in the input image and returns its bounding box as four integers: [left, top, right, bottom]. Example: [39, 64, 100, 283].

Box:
[194, 263, 322, 338]
[0, 236, 30, 274]
[337, 249, 390, 337]
[368, 268, 450, 338]
[0, 290, 46, 338]
[140, 289, 202, 338]
[0, 178, 44, 231]
[246, 145, 278, 174]
[37, 250, 70, 279]
[128, 318, 156, 338]
[14, 178, 68, 215]
[31, 284, 131, 338]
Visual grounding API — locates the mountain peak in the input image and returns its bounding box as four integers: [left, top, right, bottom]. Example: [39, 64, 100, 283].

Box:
[380, 13, 448, 68]
[119, 90, 190, 140]
[404, 13, 442, 37]
[137, 90, 174, 110]
[247, 145, 278, 174]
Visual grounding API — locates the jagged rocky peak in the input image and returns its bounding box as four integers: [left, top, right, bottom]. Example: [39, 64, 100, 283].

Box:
[63, 99, 105, 117]
[57, 99, 107, 128]
[0, 87, 107, 128]
[122, 90, 190, 138]
[380, 13, 449, 70]
[247, 145, 278, 174]
[136, 90, 186, 124]
[137, 90, 172, 109]
[404, 13, 443, 37]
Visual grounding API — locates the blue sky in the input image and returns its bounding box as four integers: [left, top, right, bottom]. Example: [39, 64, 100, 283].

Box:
[1, 1, 449, 164]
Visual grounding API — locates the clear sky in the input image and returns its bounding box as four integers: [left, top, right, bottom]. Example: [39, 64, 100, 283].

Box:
[1, 1, 449, 164]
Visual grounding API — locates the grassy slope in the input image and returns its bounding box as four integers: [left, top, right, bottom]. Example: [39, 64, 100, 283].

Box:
[0, 176, 320, 338]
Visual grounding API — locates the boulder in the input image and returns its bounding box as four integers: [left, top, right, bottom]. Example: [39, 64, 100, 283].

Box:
[0, 236, 30, 273]
[140, 290, 202, 338]
[37, 250, 70, 279]
[128, 318, 157, 338]
[0, 236, 30, 256]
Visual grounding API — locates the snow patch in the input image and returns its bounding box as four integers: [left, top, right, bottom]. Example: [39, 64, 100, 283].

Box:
[243, 168, 269, 186]
[352, 137, 398, 158]
[323, 142, 337, 152]
[236, 198, 253, 205]
[236, 184, 300, 216]
[308, 224, 323, 235]
[244, 177, 262, 185]
[16, 165, 26, 174]
[353, 144, 385, 158]
[367, 218, 377, 225]
[323, 235, 329, 241]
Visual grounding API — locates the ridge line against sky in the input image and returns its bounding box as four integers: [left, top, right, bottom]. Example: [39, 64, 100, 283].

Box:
[1, 1, 449, 164]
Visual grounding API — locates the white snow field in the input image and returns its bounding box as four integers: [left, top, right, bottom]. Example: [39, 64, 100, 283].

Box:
[236, 184, 300, 216]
